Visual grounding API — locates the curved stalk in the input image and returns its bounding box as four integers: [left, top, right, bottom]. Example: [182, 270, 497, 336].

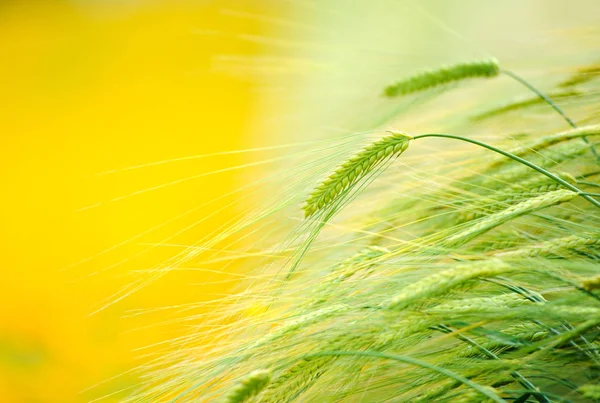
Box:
[502, 69, 599, 160]
[304, 350, 507, 403]
[412, 133, 600, 209]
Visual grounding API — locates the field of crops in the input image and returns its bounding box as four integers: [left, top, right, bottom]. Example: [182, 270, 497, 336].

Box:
[2, 1, 599, 402]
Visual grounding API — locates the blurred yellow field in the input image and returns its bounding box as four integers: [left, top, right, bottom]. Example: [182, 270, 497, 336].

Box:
[0, 1, 279, 401]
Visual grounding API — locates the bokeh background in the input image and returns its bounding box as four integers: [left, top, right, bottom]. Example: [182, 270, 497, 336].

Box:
[2, 1, 599, 402]
[0, 1, 288, 401]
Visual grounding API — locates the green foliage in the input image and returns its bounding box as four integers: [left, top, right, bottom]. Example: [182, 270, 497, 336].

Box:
[131, 47, 600, 403]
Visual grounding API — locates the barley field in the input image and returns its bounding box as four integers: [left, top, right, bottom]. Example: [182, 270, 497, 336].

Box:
[2, 1, 600, 402]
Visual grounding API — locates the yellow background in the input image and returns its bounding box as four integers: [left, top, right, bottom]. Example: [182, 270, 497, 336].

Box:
[0, 1, 278, 401]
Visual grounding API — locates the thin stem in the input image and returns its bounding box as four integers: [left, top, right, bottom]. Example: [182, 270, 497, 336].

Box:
[434, 324, 551, 403]
[411, 133, 600, 209]
[577, 181, 600, 188]
[502, 69, 599, 160]
[304, 350, 507, 403]
[579, 170, 600, 179]
[503, 70, 577, 128]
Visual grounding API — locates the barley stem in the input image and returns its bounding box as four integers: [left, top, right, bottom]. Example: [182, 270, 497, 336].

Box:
[303, 350, 507, 403]
[502, 69, 599, 160]
[434, 324, 550, 403]
[412, 133, 600, 209]
[383, 59, 500, 97]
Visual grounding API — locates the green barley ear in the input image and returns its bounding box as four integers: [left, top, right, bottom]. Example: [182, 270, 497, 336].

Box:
[224, 370, 271, 403]
[386, 260, 513, 311]
[558, 63, 600, 88]
[497, 233, 599, 258]
[471, 90, 581, 121]
[579, 384, 600, 400]
[444, 189, 578, 248]
[303, 131, 412, 218]
[581, 274, 600, 291]
[383, 58, 500, 97]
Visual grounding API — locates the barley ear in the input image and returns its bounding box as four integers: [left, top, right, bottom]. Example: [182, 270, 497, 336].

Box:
[383, 58, 499, 97]
[303, 131, 412, 218]
[581, 274, 600, 291]
[558, 63, 600, 88]
[225, 370, 271, 403]
[578, 384, 600, 400]
[386, 260, 513, 310]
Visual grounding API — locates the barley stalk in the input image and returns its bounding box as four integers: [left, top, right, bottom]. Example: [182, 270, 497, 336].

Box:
[455, 323, 549, 359]
[478, 141, 592, 190]
[303, 131, 411, 217]
[383, 59, 500, 97]
[456, 174, 576, 223]
[544, 305, 600, 317]
[559, 63, 600, 88]
[496, 233, 599, 258]
[253, 304, 349, 348]
[578, 384, 600, 400]
[445, 189, 577, 248]
[304, 350, 508, 403]
[454, 387, 498, 403]
[225, 370, 271, 403]
[411, 132, 600, 209]
[255, 327, 379, 403]
[471, 90, 582, 121]
[386, 260, 513, 310]
[581, 274, 600, 291]
[428, 293, 535, 314]
[313, 245, 389, 297]
[258, 357, 326, 403]
[257, 318, 435, 402]
[487, 124, 600, 169]
[501, 70, 599, 159]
